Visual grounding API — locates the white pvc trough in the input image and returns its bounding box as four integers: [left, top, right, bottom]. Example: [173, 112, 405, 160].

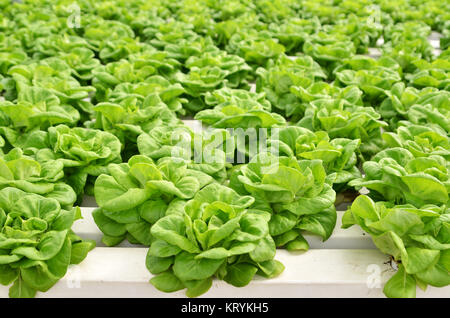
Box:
[1, 248, 448, 298]
[2, 201, 448, 298]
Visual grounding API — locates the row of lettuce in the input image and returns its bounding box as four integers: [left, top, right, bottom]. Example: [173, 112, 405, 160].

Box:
[0, 0, 448, 298]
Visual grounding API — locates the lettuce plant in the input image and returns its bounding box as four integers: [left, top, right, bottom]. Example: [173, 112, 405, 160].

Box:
[3, 0, 450, 300]
[0, 187, 95, 298]
[386, 2, 445, 29]
[0, 148, 76, 208]
[82, 18, 135, 53]
[204, 87, 272, 110]
[175, 51, 251, 112]
[109, 78, 187, 115]
[253, 0, 298, 23]
[302, 32, 356, 70]
[405, 104, 450, 135]
[405, 58, 450, 90]
[7, 58, 95, 116]
[98, 37, 154, 64]
[382, 39, 434, 74]
[32, 34, 97, 61]
[211, 12, 265, 47]
[195, 87, 286, 129]
[296, 97, 387, 156]
[334, 55, 402, 102]
[381, 21, 434, 73]
[383, 21, 431, 45]
[7, 18, 63, 58]
[137, 125, 195, 162]
[58, 47, 101, 82]
[194, 88, 285, 159]
[230, 153, 337, 251]
[325, 14, 383, 52]
[148, 183, 284, 297]
[268, 17, 321, 54]
[143, 20, 198, 50]
[175, 1, 216, 35]
[268, 126, 361, 189]
[0, 86, 80, 132]
[378, 83, 449, 129]
[137, 125, 232, 183]
[290, 81, 363, 106]
[5, 125, 122, 199]
[164, 36, 219, 64]
[382, 124, 450, 160]
[92, 94, 180, 156]
[255, 54, 327, 119]
[0, 42, 27, 76]
[350, 148, 449, 207]
[183, 50, 251, 89]
[226, 30, 286, 68]
[142, 19, 220, 63]
[342, 195, 450, 298]
[93, 155, 214, 246]
[299, 0, 345, 23]
[127, 50, 181, 79]
[174, 71, 218, 97]
[91, 53, 180, 103]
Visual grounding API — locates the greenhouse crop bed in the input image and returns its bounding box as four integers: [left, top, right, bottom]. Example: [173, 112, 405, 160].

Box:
[0, 0, 449, 299]
[31, 121, 446, 298]
[1, 122, 448, 298]
[2, 120, 449, 298]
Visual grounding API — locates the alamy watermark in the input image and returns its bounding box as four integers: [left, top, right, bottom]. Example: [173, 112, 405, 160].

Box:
[366, 5, 382, 30]
[366, 264, 382, 289]
[66, 265, 82, 289]
[170, 127, 280, 174]
[66, 3, 81, 29]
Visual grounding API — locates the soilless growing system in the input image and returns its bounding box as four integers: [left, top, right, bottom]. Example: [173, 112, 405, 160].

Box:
[0, 0, 449, 299]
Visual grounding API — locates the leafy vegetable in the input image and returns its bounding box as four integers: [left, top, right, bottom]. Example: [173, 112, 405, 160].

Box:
[349, 148, 449, 207]
[268, 126, 361, 189]
[226, 30, 285, 68]
[92, 94, 180, 157]
[334, 55, 402, 102]
[7, 58, 95, 116]
[0, 148, 76, 208]
[378, 82, 449, 130]
[175, 50, 251, 112]
[0, 187, 95, 298]
[303, 32, 356, 70]
[91, 50, 181, 103]
[3, 125, 122, 200]
[255, 54, 327, 119]
[137, 125, 231, 183]
[2, 0, 450, 299]
[148, 183, 284, 297]
[295, 94, 387, 156]
[382, 124, 450, 160]
[109, 76, 187, 115]
[93, 155, 214, 246]
[230, 153, 337, 250]
[0, 86, 80, 132]
[195, 87, 286, 129]
[342, 195, 450, 298]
